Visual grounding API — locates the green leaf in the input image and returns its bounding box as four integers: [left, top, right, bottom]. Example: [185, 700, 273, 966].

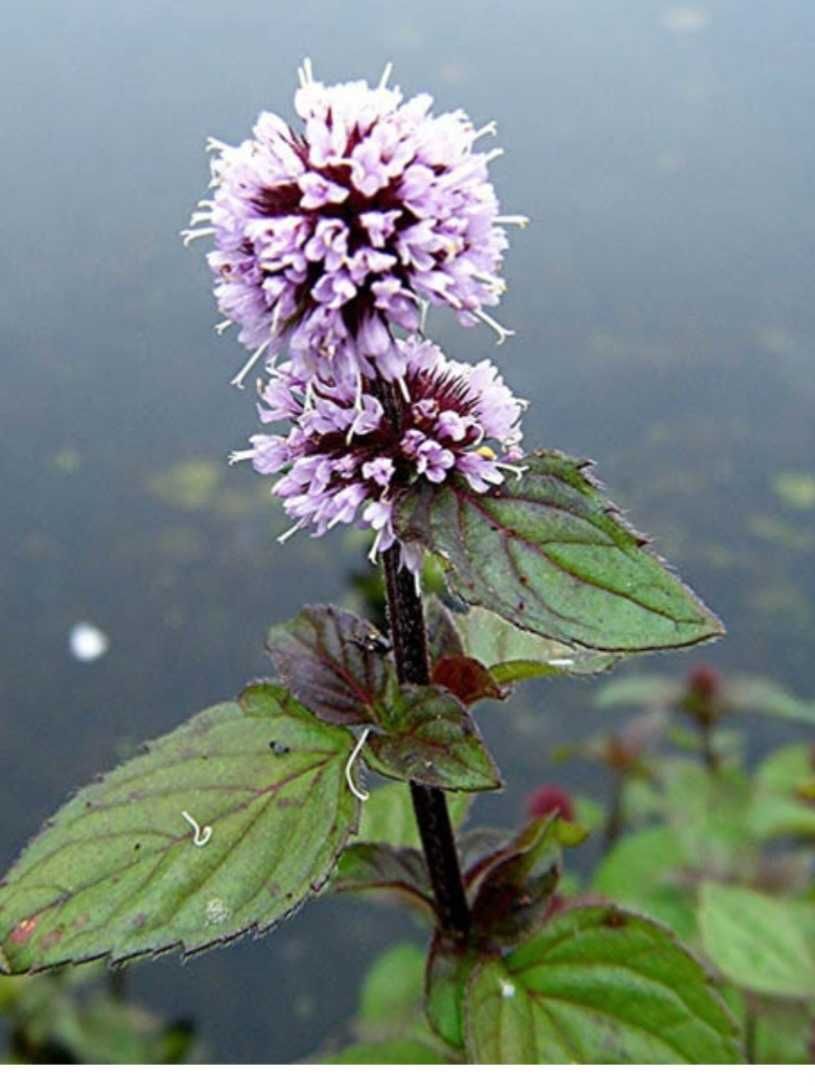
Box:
[725, 676, 815, 726]
[751, 744, 815, 839]
[425, 933, 480, 1050]
[354, 781, 472, 850]
[594, 674, 683, 710]
[394, 450, 724, 653]
[660, 759, 756, 876]
[266, 605, 394, 725]
[464, 906, 743, 1063]
[698, 883, 815, 999]
[47, 993, 196, 1064]
[454, 605, 616, 684]
[358, 943, 426, 1034]
[0, 693, 359, 972]
[323, 1038, 448, 1063]
[593, 826, 696, 939]
[751, 1002, 815, 1064]
[364, 685, 502, 792]
[332, 843, 434, 915]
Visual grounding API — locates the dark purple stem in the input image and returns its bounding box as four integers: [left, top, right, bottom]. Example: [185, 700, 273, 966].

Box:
[377, 380, 471, 939]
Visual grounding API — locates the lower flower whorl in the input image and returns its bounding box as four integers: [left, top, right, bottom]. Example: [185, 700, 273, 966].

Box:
[230, 336, 526, 569]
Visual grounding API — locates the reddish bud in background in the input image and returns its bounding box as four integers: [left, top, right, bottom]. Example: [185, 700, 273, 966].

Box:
[687, 664, 721, 701]
[526, 785, 575, 822]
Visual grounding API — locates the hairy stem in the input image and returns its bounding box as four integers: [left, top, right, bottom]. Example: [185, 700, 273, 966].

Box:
[377, 379, 471, 939]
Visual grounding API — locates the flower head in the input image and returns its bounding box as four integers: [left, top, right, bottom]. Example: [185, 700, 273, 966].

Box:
[230, 337, 526, 568]
[185, 60, 524, 388]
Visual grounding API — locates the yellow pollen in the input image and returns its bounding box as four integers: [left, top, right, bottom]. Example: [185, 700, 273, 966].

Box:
[475, 445, 497, 460]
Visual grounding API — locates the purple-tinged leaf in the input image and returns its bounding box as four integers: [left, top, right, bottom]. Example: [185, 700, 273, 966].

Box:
[431, 655, 507, 705]
[363, 685, 502, 793]
[267, 605, 395, 725]
[332, 843, 434, 917]
[424, 597, 465, 662]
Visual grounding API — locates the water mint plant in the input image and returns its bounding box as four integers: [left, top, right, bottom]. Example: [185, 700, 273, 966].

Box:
[3, 62, 776, 1064]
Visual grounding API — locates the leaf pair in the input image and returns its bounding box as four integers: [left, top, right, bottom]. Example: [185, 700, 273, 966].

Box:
[267, 605, 501, 793]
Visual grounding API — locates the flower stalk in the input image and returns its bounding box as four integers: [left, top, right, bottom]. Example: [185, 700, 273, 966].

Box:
[380, 543, 471, 939]
[376, 375, 470, 938]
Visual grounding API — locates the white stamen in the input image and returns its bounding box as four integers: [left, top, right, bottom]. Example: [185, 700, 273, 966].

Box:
[277, 519, 306, 544]
[496, 462, 528, 480]
[396, 375, 410, 401]
[471, 121, 498, 143]
[230, 339, 271, 389]
[346, 372, 366, 443]
[205, 137, 233, 153]
[473, 270, 507, 293]
[298, 57, 314, 88]
[418, 298, 430, 334]
[189, 210, 213, 226]
[214, 319, 233, 335]
[180, 227, 216, 247]
[483, 148, 504, 165]
[303, 378, 316, 411]
[367, 532, 382, 564]
[181, 810, 212, 848]
[345, 728, 371, 802]
[475, 309, 515, 345]
[495, 215, 530, 228]
[378, 61, 393, 90]
[227, 449, 256, 465]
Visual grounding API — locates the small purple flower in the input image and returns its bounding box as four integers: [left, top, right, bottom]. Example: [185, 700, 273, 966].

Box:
[229, 336, 526, 568]
[184, 60, 526, 389]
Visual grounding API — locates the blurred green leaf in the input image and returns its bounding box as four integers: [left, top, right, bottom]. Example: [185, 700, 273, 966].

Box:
[323, 1038, 448, 1063]
[594, 675, 682, 710]
[660, 760, 755, 876]
[751, 744, 815, 839]
[353, 782, 472, 850]
[726, 677, 815, 727]
[357, 943, 426, 1034]
[699, 883, 815, 999]
[592, 826, 695, 939]
[453, 606, 616, 684]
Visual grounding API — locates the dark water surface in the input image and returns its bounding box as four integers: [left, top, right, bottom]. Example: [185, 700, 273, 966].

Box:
[1, 0, 814, 1062]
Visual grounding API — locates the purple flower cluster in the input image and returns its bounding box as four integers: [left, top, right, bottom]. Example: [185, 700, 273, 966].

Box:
[229, 337, 526, 568]
[185, 61, 524, 388]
